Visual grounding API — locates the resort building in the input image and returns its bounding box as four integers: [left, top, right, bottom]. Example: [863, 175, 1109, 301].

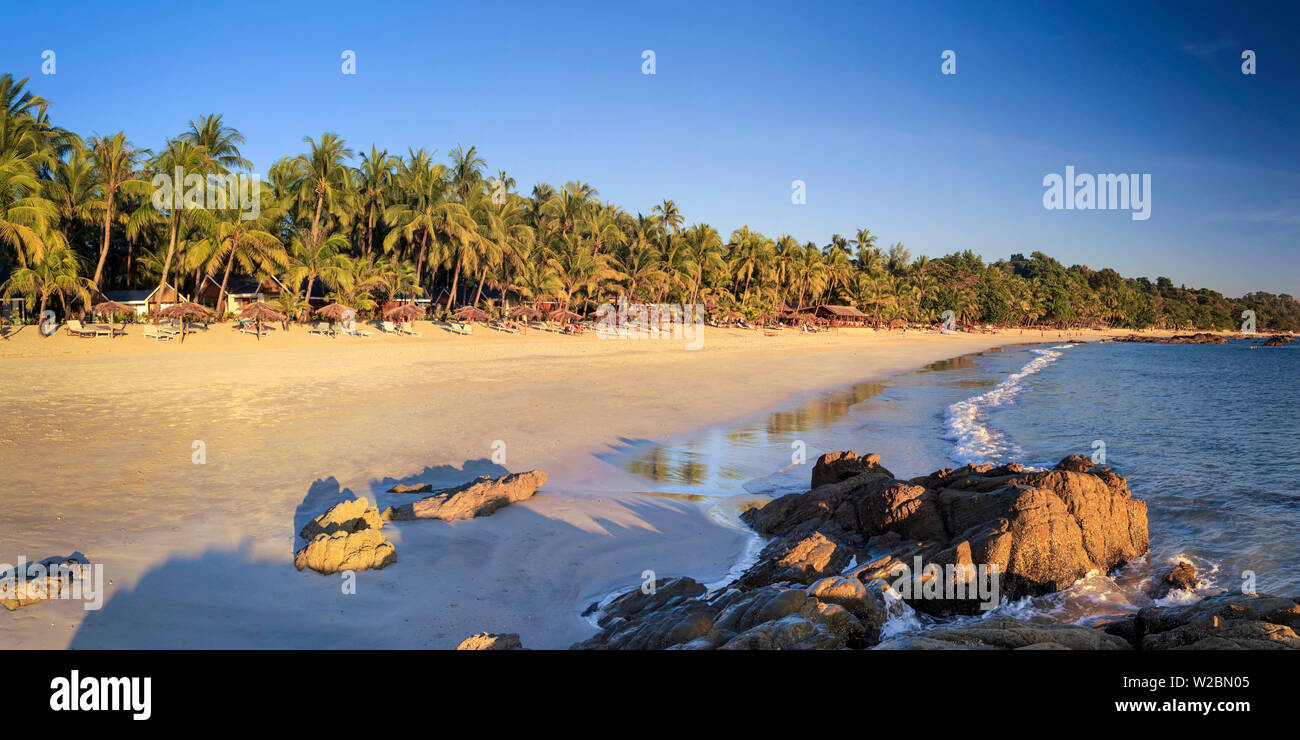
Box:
[815, 304, 871, 327]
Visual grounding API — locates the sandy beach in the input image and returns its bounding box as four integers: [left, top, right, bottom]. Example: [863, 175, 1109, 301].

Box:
[1, 322, 1136, 649]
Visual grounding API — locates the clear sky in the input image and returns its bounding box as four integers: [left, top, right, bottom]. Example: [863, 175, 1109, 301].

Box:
[4, 0, 1297, 297]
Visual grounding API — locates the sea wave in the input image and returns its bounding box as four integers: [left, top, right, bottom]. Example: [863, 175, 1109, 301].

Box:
[942, 344, 1075, 465]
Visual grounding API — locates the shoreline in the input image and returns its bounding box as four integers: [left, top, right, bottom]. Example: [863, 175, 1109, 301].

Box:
[2, 325, 1152, 648]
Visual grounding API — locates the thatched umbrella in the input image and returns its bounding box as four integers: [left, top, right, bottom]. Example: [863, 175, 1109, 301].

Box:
[719, 310, 744, 324]
[158, 301, 215, 342]
[452, 305, 489, 322]
[239, 302, 284, 340]
[314, 302, 356, 336]
[508, 305, 540, 319]
[91, 300, 133, 319]
[385, 303, 425, 322]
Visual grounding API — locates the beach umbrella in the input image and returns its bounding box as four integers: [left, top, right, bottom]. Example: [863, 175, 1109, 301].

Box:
[508, 305, 540, 319]
[158, 301, 215, 342]
[91, 300, 133, 319]
[314, 302, 356, 336]
[548, 309, 581, 324]
[452, 305, 489, 322]
[239, 302, 284, 340]
[384, 303, 425, 322]
[719, 310, 744, 323]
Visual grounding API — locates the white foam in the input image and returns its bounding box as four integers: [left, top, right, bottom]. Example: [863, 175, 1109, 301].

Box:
[943, 345, 1074, 465]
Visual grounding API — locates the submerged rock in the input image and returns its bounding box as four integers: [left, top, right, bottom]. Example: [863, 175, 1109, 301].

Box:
[1152, 561, 1200, 599]
[382, 470, 547, 522]
[456, 632, 524, 650]
[1113, 332, 1228, 344]
[1104, 593, 1300, 650]
[295, 497, 396, 574]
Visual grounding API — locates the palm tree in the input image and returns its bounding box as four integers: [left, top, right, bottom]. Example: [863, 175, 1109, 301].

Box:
[295, 133, 353, 243]
[0, 151, 64, 269]
[183, 114, 251, 172]
[356, 145, 397, 256]
[138, 137, 214, 302]
[87, 132, 150, 288]
[201, 199, 288, 315]
[286, 228, 352, 318]
[2, 246, 92, 335]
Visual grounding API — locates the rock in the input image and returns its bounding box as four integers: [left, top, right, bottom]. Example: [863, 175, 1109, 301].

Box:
[0, 554, 92, 611]
[810, 451, 894, 489]
[294, 529, 396, 574]
[807, 576, 887, 640]
[743, 454, 1148, 616]
[1113, 333, 1228, 344]
[387, 483, 433, 493]
[456, 632, 524, 650]
[573, 582, 879, 650]
[294, 497, 396, 574]
[298, 497, 385, 540]
[873, 617, 1132, 650]
[1132, 593, 1300, 650]
[736, 530, 857, 588]
[588, 576, 707, 627]
[382, 470, 547, 522]
[1257, 334, 1296, 347]
[1152, 561, 1199, 599]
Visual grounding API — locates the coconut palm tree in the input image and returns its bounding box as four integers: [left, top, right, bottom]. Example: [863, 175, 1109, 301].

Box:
[2, 246, 91, 334]
[87, 132, 150, 288]
[295, 133, 353, 243]
[356, 145, 397, 257]
[200, 198, 288, 315]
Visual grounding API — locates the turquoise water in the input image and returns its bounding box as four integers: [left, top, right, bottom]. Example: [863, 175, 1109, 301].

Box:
[618, 339, 1299, 624]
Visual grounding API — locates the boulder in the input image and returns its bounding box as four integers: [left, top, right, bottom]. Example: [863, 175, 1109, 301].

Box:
[382, 470, 547, 522]
[0, 555, 92, 611]
[456, 632, 524, 650]
[810, 451, 894, 489]
[1152, 561, 1199, 599]
[294, 497, 396, 574]
[735, 530, 857, 589]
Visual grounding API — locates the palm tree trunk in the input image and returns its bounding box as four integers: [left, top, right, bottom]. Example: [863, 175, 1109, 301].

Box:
[365, 201, 375, 256]
[92, 199, 115, 288]
[472, 266, 488, 307]
[37, 293, 49, 338]
[157, 214, 180, 309]
[217, 245, 236, 316]
[311, 191, 324, 243]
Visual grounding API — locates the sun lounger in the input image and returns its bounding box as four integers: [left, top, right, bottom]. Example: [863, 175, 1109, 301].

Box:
[308, 322, 333, 336]
[143, 326, 174, 341]
[66, 319, 111, 338]
[447, 321, 472, 335]
[489, 321, 518, 334]
[400, 323, 421, 336]
[380, 321, 402, 335]
[343, 326, 372, 337]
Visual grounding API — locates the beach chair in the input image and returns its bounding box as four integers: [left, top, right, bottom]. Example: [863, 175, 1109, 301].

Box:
[400, 323, 421, 336]
[308, 321, 333, 336]
[447, 320, 472, 335]
[143, 326, 174, 341]
[380, 321, 402, 335]
[67, 319, 110, 338]
[342, 325, 372, 337]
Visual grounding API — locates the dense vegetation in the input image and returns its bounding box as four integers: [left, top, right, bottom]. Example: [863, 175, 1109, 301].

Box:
[2, 74, 1295, 331]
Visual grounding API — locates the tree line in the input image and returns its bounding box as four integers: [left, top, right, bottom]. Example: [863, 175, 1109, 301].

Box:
[1, 74, 1295, 331]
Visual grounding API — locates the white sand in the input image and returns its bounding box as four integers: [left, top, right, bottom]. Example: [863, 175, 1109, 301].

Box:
[0, 322, 1131, 648]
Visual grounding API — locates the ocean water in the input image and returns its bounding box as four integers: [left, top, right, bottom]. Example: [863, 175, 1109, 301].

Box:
[615, 338, 1299, 626]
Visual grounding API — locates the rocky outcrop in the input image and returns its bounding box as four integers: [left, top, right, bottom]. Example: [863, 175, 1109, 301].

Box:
[1102, 593, 1300, 650]
[382, 470, 547, 522]
[571, 451, 1159, 649]
[738, 452, 1148, 615]
[1256, 334, 1297, 347]
[1114, 333, 1227, 344]
[0, 554, 92, 611]
[874, 617, 1132, 650]
[295, 497, 396, 574]
[456, 632, 524, 650]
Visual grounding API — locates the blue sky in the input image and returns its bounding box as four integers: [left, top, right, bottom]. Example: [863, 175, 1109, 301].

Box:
[5, 0, 1297, 296]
